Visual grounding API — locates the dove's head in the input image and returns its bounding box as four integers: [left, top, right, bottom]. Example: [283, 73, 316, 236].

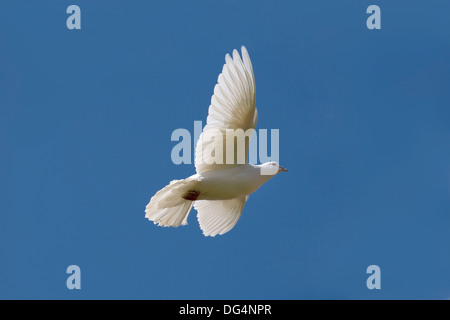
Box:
[260, 161, 287, 176]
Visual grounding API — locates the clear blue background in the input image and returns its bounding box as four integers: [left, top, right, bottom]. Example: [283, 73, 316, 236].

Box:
[1, 0, 449, 299]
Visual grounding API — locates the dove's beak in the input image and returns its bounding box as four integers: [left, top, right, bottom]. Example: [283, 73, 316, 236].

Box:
[279, 166, 288, 172]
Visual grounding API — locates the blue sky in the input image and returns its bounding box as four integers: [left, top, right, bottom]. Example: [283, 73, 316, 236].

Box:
[1, 0, 449, 299]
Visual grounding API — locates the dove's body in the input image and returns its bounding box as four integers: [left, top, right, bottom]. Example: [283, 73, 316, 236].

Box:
[183, 164, 273, 201]
[145, 47, 286, 236]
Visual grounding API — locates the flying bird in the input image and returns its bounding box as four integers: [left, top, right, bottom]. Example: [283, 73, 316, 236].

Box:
[145, 46, 287, 236]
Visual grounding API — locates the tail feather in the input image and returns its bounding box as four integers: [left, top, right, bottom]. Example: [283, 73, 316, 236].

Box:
[145, 178, 196, 227]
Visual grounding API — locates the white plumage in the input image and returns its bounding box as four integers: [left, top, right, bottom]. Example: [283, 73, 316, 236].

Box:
[145, 46, 287, 236]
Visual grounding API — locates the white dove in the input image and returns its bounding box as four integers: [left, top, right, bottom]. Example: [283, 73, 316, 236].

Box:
[145, 46, 287, 236]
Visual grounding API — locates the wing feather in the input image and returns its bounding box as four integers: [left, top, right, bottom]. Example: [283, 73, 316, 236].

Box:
[195, 46, 257, 173]
[194, 196, 248, 236]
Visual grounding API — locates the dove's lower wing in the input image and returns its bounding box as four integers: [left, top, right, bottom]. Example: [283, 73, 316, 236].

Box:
[195, 46, 257, 174]
[194, 196, 248, 236]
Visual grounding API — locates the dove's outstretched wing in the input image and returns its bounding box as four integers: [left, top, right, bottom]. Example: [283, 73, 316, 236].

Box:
[194, 46, 257, 174]
[194, 195, 249, 237]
